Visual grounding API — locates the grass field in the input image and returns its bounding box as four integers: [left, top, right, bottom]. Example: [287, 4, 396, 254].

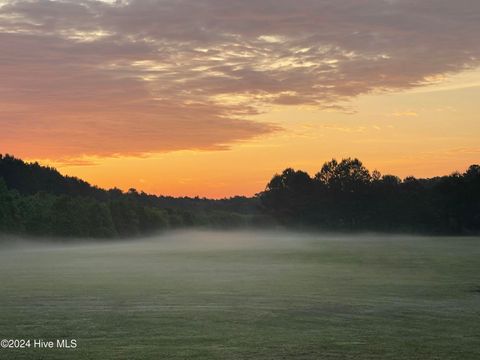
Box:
[0, 230, 479, 359]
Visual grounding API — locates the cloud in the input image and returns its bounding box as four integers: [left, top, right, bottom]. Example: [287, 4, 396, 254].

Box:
[1, 0, 479, 159]
[391, 111, 419, 117]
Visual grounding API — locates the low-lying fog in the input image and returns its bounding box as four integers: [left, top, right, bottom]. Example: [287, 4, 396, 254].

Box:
[1, 230, 479, 359]
[1, 229, 476, 293]
[0, 229, 437, 252]
[1, 230, 478, 281]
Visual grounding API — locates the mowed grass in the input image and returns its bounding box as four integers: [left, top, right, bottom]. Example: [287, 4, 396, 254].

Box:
[0, 230, 479, 360]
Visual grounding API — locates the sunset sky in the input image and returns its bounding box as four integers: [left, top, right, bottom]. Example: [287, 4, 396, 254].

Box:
[1, 0, 479, 198]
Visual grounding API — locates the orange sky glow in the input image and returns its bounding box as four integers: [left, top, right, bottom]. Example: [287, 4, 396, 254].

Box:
[1, 0, 479, 198]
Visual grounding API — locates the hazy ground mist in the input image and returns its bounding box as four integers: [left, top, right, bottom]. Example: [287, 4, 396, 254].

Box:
[1, 230, 479, 359]
[0, 228, 439, 252]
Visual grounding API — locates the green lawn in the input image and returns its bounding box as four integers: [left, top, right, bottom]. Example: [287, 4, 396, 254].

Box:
[0, 230, 479, 359]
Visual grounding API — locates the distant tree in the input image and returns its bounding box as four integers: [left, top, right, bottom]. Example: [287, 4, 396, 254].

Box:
[108, 199, 139, 236]
[87, 202, 116, 238]
[261, 168, 313, 224]
[315, 158, 371, 192]
[50, 196, 87, 237]
[19, 192, 55, 236]
[0, 178, 22, 232]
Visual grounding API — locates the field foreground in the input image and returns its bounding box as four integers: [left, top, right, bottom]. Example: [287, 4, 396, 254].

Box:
[0, 230, 479, 359]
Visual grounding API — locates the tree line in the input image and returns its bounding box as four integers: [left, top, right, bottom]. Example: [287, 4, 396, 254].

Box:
[1, 154, 479, 238]
[0, 154, 269, 238]
[259, 158, 480, 234]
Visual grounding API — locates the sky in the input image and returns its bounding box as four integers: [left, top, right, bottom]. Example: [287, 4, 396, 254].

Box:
[1, 0, 479, 198]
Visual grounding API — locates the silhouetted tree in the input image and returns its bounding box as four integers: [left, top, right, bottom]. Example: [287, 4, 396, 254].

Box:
[262, 168, 313, 224]
[260, 157, 480, 234]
